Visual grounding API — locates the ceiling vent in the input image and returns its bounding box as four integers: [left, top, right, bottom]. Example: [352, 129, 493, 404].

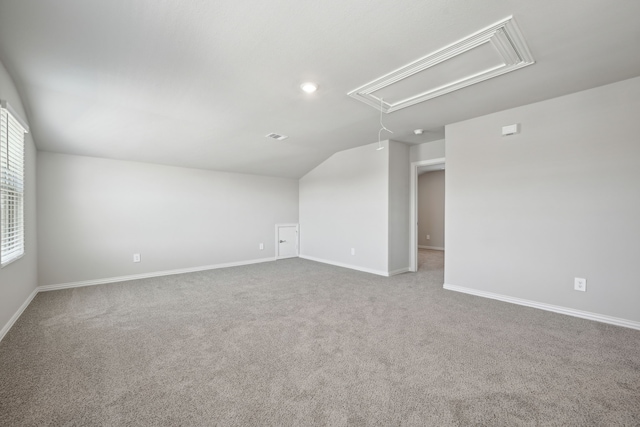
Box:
[348, 16, 534, 113]
[265, 133, 288, 141]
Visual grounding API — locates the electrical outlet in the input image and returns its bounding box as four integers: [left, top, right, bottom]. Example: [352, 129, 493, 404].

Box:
[133, 253, 141, 263]
[351, 248, 355, 255]
[426, 234, 430, 240]
[259, 243, 264, 250]
[574, 277, 586, 292]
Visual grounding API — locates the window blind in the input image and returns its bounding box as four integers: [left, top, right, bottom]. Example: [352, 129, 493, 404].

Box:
[0, 101, 28, 267]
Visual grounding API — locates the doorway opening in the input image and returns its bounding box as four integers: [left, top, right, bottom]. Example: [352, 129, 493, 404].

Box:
[409, 158, 445, 272]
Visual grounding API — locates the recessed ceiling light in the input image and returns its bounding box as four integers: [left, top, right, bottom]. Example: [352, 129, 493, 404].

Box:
[300, 82, 318, 93]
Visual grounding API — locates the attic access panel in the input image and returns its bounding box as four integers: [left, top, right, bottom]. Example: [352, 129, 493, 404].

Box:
[348, 16, 534, 113]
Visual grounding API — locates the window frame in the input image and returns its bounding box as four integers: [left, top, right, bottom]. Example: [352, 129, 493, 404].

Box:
[0, 100, 29, 268]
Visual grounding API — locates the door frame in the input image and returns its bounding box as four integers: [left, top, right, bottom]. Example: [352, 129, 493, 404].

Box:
[275, 223, 299, 259]
[409, 158, 446, 272]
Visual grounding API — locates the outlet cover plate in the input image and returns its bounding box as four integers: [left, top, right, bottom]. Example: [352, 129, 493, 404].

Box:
[574, 277, 586, 292]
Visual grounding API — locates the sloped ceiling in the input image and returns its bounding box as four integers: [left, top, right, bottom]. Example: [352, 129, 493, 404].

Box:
[0, 0, 639, 178]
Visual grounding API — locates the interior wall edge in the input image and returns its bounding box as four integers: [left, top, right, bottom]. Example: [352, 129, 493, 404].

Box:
[299, 255, 390, 277]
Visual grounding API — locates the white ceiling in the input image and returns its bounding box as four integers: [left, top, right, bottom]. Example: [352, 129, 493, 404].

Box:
[0, 0, 639, 178]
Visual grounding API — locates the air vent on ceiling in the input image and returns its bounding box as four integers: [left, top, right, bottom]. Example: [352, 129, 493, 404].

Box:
[265, 133, 288, 141]
[348, 16, 535, 113]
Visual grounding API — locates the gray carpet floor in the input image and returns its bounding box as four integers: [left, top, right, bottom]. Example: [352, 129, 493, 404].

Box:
[1, 250, 639, 426]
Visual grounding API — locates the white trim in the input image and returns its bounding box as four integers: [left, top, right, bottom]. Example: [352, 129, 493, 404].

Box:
[443, 284, 640, 331]
[347, 16, 534, 113]
[410, 158, 446, 272]
[275, 223, 299, 260]
[39, 257, 276, 292]
[0, 287, 38, 343]
[0, 100, 29, 132]
[0, 253, 25, 269]
[388, 267, 410, 276]
[299, 254, 390, 277]
[418, 245, 445, 250]
[1, 257, 278, 341]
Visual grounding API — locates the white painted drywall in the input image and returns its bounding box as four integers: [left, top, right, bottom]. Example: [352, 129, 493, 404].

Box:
[410, 139, 445, 163]
[418, 171, 445, 249]
[299, 142, 389, 274]
[388, 141, 410, 272]
[445, 76, 640, 323]
[37, 153, 298, 286]
[0, 60, 38, 334]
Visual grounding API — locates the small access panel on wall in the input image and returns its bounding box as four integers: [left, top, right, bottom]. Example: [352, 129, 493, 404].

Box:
[275, 224, 299, 259]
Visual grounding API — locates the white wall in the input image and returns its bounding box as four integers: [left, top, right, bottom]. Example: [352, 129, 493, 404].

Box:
[388, 141, 410, 272]
[0, 61, 38, 336]
[418, 170, 445, 249]
[410, 139, 445, 163]
[445, 76, 640, 323]
[37, 152, 299, 286]
[299, 142, 389, 274]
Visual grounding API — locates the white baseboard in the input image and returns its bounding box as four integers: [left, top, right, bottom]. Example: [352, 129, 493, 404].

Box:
[0, 287, 38, 343]
[39, 257, 277, 292]
[299, 254, 391, 277]
[443, 283, 640, 331]
[388, 267, 410, 276]
[1, 257, 278, 342]
[418, 245, 444, 250]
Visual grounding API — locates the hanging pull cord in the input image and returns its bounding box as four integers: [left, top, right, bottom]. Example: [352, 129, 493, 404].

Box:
[377, 98, 393, 150]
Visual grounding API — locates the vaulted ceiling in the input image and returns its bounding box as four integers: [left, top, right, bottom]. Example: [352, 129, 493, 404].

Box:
[0, 0, 639, 178]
